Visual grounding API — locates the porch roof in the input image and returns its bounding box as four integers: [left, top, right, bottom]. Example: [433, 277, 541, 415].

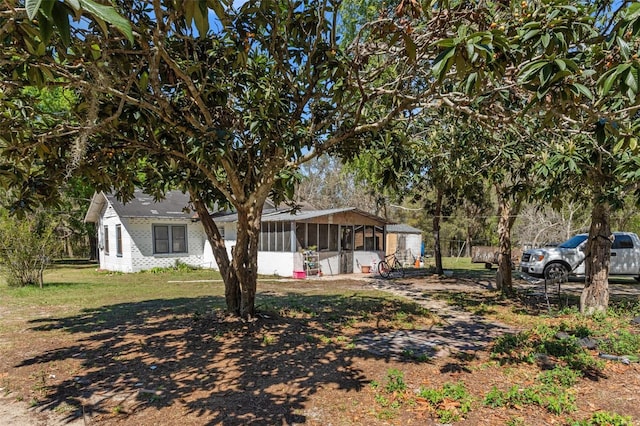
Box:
[213, 207, 387, 226]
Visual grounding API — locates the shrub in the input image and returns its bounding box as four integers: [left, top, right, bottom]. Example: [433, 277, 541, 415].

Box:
[0, 210, 59, 287]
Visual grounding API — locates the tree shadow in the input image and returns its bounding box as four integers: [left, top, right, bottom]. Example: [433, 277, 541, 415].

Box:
[19, 293, 434, 425]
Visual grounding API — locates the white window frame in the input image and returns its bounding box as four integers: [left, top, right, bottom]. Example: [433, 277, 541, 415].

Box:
[153, 224, 188, 254]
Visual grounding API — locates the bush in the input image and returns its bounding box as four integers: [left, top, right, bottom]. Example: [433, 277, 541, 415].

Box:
[0, 211, 59, 287]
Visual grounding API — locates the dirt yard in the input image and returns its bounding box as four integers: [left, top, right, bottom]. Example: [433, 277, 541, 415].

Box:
[1, 272, 639, 425]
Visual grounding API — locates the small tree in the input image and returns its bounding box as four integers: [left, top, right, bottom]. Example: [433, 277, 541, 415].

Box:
[0, 211, 59, 287]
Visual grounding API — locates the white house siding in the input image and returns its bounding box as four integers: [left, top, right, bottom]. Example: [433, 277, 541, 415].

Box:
[257, 251, 294, 276]
[404, 234, 422, 260]
[124, 218, 207, 272]
[98, 204, 133, 272]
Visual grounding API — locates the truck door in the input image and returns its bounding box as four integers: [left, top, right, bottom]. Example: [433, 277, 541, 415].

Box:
[610, 234, 635, 275]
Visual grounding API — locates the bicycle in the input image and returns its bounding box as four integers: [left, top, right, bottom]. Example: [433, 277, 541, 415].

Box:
[377, 252, 405, 278]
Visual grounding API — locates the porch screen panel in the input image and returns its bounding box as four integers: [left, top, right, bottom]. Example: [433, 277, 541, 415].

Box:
[341, 226, 353, 250]
[318, 224, 329, 251]
[354, 225, 364, 251]
[260, 223, 269, 251]
[329, 225, 339, 251]
[270, 222, 276, 251]
[364, 226, 374, 251]
[307, 224, 318, 250]
[375, 226, 384, 251]
[283, 222, 292, 252]
[295, 223, 306, 251]
[275, 222, 283, 252]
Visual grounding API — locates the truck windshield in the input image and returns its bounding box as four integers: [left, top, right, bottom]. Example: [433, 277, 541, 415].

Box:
[558, 234, 588, 249]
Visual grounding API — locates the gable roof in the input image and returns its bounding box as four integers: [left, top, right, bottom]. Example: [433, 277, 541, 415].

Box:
[84, 189, 195, 223]
[386, 224, 423, 234]
[85, 190, 387, 226]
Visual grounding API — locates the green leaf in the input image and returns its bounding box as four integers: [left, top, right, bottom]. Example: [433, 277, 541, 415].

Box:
[599, 69, 618, 95]
[464, 72, 477, 94]
[26, 0, 44, 20]
[521, 29, 541, 42]
[52, 2, 71, 46]
[431, 47, 455, 81]
[436, 38, 456, 48]
[39, 0, 55, 17]
[518, 60, 547, 82]
[541, 33, 551, 49]
[37, 11, 54, 44]
[570, 83, 593, 100]
[193, 0, 209, 37]
[625, 69, 638, 93]
[79, 0, 134, 44]
[554, 59, 566, 71]
[617, 36, 630, 61]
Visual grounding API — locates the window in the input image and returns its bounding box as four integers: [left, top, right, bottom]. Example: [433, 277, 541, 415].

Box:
[318, 224, 329, 251]
[329, 225, 339, 251]
[116, 225, 122, 256]
[296, 223, 306, 251]
[259, 221, 292, 252]
[153, 225, 187, 254]
[613, 235, 634, 249]
[104, 225, 109, 255]
[354, 225, 385, 251]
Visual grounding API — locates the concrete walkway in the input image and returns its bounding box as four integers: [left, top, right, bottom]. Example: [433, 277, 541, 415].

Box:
[355, 276, 517, 360]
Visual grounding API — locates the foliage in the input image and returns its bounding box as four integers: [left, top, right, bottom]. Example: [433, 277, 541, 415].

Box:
[570, 411, 634, 426]
[417, 381, 474, 423]
[490, 324, 605, 375]
[0, 210, 60, 287]
[596, 329, 640, 357]
[147, 260, 202, 274]
[1, 0, 427, 317]
[483, 382, 577, 415]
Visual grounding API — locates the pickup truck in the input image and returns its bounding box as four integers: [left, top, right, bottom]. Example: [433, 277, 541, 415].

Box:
[519, 232, 640, 280]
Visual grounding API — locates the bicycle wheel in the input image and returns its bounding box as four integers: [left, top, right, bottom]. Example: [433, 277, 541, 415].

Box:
[395, 263, 405, 278]
[378, 260, 390, 278]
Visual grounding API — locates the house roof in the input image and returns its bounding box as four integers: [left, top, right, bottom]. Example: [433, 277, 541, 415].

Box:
[85, 190, 387, 226]
[386, 224, 423, 234]
[212, 206, 387, 225]
[84, 189, 195, 223]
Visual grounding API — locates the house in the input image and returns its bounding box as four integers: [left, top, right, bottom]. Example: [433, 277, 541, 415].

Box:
[386, 224, 423, 265]
[84, 190, 393, 276]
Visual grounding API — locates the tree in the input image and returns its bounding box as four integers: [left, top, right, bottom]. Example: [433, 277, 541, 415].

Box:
[0, 0, 422, 317]
[0, 209, 59, 287]
[294, 156, 377, 212]
[391, 0, 639, 309]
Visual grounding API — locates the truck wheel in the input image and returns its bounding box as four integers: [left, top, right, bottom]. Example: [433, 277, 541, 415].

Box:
[544, 262, 569, 281]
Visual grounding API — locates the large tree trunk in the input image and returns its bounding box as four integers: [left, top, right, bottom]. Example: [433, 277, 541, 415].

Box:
[232, 203, 262, 318]
[192, 195, 264, 318]
[433, 188, 444, 275]
[495, 185, 521, 295]
[580, 201, 611, 316]
[191, 198, 241, 315]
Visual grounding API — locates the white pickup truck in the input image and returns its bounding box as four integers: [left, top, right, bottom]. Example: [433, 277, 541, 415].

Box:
[519, 232, 640, 280]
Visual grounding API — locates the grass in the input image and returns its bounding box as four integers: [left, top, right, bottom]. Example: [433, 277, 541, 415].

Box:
[2, 264, 225, 312]
[1, 259, 639, 424]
